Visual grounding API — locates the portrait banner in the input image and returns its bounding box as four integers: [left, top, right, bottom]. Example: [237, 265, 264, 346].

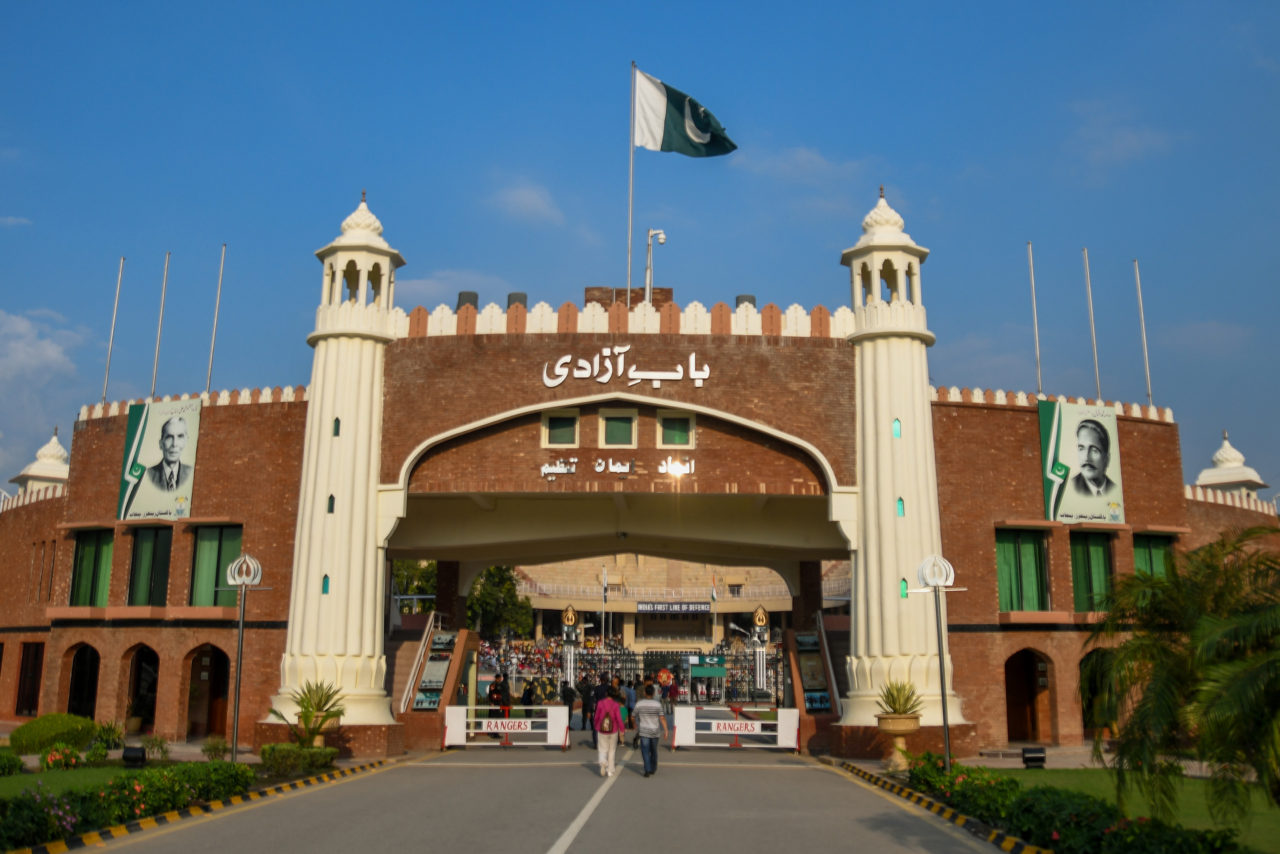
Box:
[1038, 400, 1124, 523]
[117, 399, 203, 520]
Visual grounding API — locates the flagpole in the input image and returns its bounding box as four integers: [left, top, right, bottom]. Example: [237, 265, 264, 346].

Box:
[1133, 259, 1153, 407]
[627, 61, 636, 309]
[1082, 247, 1101, 401]
[102, 257, 125, 405]
[1026, 242, 1043, 396]
[150, 251, 170, 398]
[205, 243, 227, 395]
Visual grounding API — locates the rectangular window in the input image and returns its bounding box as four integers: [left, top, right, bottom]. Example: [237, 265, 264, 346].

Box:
[728, 584, 744, 598]
[598, 408, 638, 449]
[1070, 532, 1113, 612]
[15, 642, 44, 717]
[129, 527, 172, 606]
[70, 530, 113, 607]
[542, 409, 579, 448]
[190, 526, 242, 607]
[657, 410, 696, 449]
[995, 529, 1049, 611]
[1134, 534, 1173, 579]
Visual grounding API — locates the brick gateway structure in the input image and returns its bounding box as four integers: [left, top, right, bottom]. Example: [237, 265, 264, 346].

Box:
[1, 195, 1274, 758]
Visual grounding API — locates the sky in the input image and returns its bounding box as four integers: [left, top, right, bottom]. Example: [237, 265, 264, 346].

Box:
[2, 2, 1278, 502]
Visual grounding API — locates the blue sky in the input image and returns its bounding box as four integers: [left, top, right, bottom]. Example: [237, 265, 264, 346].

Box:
[2, 2, 1278, 501]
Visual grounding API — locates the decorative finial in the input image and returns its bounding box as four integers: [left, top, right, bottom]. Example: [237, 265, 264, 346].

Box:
[879, 185, 884, 199]
[1223, 429, 1229, 440]
[361, 189, 367, 203]
[53, 426, 58, 437]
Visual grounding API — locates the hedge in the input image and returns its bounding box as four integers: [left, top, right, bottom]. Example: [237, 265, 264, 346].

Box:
[8, 714, 97, 755]
[0, 761, 255, 851]
[259, 743, 338, 777]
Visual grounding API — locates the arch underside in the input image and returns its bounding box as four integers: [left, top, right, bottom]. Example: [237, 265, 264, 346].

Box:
[387, 492, 847, 567]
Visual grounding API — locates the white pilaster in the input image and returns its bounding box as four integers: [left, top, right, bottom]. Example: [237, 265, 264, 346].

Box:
[272, 199, 408, 726]
[840, 192, 966, 727]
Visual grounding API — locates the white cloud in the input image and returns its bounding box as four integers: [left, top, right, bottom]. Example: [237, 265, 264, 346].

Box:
[490, 180, 565, 226]
[396, 270, 514, 310]
[1066, 100, 1172, 171]
[1, 216, 32, 227]
[731, 146, 868, 188]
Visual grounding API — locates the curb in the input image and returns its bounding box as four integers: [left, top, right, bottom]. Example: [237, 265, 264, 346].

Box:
[6, 760, 387, 854]
[818, 757, 1051, 854]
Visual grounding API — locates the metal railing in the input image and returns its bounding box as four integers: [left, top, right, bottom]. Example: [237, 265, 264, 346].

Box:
[398, 610, 437, 715]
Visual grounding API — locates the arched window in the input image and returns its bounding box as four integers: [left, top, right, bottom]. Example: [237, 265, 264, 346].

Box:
[896, 498, 905, 517]
[892, 418, 902, 438]
[327, 495, 335, 514]
[322, 575, 330, 595]
[332, 418, 341, 437]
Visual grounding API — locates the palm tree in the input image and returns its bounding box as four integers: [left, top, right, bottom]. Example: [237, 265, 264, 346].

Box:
[1081, 526, 1280, 822]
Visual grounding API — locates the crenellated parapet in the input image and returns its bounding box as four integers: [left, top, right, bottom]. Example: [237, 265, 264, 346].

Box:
[0, 483, 65, 515]
[1185, 483, 1278, 516]
[404, 299, 859, 338]
[77, 386, 310, 422]
[930, 386, 1175, 424]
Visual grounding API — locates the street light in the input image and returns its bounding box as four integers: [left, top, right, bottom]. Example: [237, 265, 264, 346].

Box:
[644, 228, 666, 305]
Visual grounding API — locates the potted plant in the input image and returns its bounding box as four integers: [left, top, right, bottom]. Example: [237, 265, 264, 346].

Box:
[125, 701, 143, 735]
[875, 679, 923, 772]
[270, 680, 346, 747]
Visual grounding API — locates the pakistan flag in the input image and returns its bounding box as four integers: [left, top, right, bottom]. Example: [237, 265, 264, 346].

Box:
[633, 68, 737, 157]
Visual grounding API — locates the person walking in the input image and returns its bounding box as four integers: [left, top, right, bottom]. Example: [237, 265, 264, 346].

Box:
[591, 672, 610, 749]
[593, 687, 624, 777]
[634, 683, 668, 777]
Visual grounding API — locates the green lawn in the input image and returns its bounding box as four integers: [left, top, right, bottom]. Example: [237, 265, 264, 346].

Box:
[994, 768, 1280, 854]
[0, 765, 133, 798]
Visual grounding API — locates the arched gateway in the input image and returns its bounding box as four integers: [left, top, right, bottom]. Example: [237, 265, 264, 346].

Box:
[267, 193, 968, 755]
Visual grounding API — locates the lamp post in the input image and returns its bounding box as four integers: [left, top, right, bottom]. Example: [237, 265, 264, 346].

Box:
[222, 554, 265, 764]
[910, 554, 964, 774]
[644, 228, 666, 305]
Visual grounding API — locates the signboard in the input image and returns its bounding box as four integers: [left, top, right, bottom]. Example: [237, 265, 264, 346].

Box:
[1038, 400, 1125, 523]
[117, 399, 202, 520]
[481, 719, 533, 733]
[711, 720, 762, 735]
[542, 344, 711, 389]
[637, 601, 711, 614]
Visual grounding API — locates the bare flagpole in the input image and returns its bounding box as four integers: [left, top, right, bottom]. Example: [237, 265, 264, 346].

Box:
[1082, 247, 1101, 401]
[1133, 259, 1153, 407]
[206, 243, 227, 395]
[627, 61, 636, 309]
[102, 257, 125, 405]
[150, 252, 170, 398]
[1026, 242, 1043, 396]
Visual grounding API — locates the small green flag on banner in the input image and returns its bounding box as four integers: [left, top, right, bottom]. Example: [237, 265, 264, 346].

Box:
[634, 68, 737, 157]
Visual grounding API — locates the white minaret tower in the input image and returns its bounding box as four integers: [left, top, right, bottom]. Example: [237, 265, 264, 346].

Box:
[272, 195, 407, 725]
[840, 190, 965, 727]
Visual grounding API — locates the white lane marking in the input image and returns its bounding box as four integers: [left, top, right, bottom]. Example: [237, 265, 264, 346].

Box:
[544, 748, 633, 854]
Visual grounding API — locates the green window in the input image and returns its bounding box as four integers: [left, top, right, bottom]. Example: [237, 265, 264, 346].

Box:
[70, 530, 113, 607]
[546, 415, 576, 446]
[995, 529, 1048, 611]
[190, 526, 242, 606]
[128, 527, 171, 606]
[661, 417, 691, 446]
[1070, 532, 1112, 611]
[1134, 535, 1173, 579]
[603, 416, 634, 446]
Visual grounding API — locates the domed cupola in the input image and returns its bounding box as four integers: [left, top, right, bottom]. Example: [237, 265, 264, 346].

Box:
[1195, 431, 1268, 498]
[8, 429, 69, 494]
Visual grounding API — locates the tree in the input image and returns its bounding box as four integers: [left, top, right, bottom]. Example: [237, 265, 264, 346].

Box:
[391, 559, 436, 614]
[466, 565, 533, 640]
[1082, 526, 1280, 823]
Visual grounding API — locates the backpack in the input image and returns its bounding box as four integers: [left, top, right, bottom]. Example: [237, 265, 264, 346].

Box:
[599, 708, 614, 733]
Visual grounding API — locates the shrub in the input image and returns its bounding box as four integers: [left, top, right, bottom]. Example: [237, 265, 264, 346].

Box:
[1097, 816, 1239, 854]
[259, 743, 337, 777]
[170, 761, 255, 801]
[85, 742, 109, 764]
[0, 750, 24, 776]
[904, 752, 1021, 826]
[94, 720, 125, 749]
[141, 734, 170, 761]
[201, 735, 230, 761]
[0, 784, 73, 850]
[8, 714, 97, 755]
[1006, 785, 1122, 854]
[41, 743, 82, 771]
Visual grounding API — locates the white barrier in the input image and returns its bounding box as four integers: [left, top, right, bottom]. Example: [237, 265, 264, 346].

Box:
[671, 706, 799, 750]
[443, 705, 571, 749]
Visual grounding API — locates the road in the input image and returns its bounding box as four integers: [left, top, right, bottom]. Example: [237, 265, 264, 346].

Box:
[98, 744, 992, 854]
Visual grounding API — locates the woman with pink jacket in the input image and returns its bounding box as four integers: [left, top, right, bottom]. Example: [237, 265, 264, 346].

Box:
[593, 687, 624, 777]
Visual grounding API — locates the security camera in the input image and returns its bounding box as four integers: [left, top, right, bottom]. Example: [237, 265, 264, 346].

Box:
[656, 230, 666, 245]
